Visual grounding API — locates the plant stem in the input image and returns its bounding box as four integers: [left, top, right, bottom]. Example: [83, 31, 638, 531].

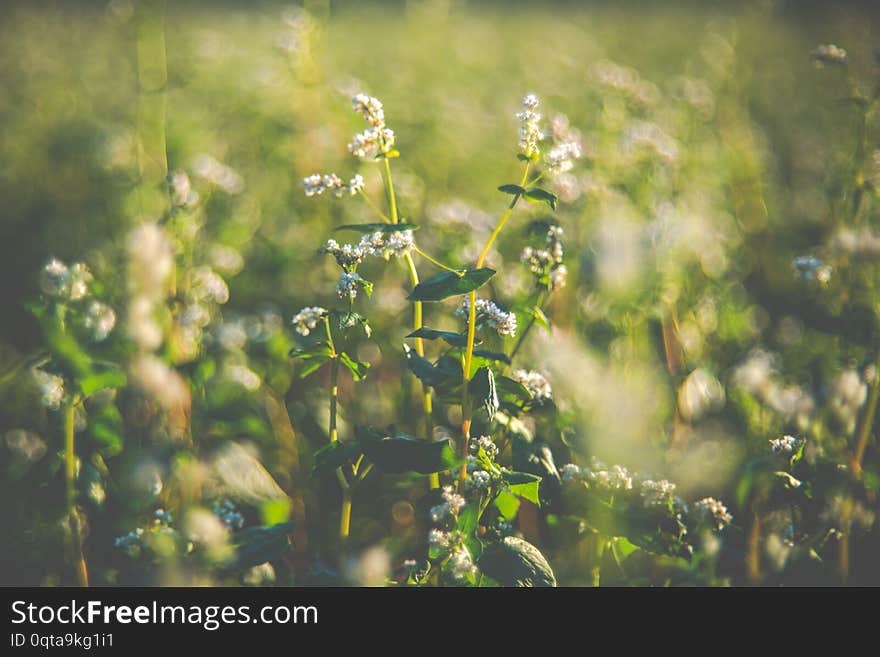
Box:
[323, 318, 351, 540]
[589, 533, 606, 587]
[460, 162, 530, 485]
[64, 401, 89, 587]
[414, 247, 460, 273]
[382, 159, 439, 489]
[508, 288, 547, 366]
[853, 352, 880, 477]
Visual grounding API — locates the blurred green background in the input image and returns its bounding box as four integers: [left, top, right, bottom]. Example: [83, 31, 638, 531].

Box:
[2, 0, 880, 586]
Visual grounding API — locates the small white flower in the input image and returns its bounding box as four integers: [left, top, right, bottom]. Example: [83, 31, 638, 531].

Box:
[32, 368, 64, 410]
[512, 369, 553, 403]
[84, 301, 116, 341]
[40, 258, 71, 299]
[516, 94, 544, 158]
[448, 548, 477, 582]
[430, 486, 466, 523]
[693, 497, 733, 531]
[769, 434, 801, 455]
[358, 230, 414, 259]
[457, 298, 517, 337]
[291, 306, 327, 336]
[336, 271, 363, 301]
[640, 479, 676, 507]
[352, 94, 386, 127]
[469, 435, 498, 460]
[560, 463, 583, 483]
[545, 140, 582, 174]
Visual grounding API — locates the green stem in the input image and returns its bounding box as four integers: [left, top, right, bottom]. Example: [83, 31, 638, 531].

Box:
[414, 247, 460, 273]
[323, 318, 351, 540]
[382, 159, 439, 489]
[589, 533, 606, 588]
[358, 189, 392, 224]
[853, 352, 880, 477]
[460, 162, 530, 485]
[508, 288, 547, 367]
[64, 401, 89, 586]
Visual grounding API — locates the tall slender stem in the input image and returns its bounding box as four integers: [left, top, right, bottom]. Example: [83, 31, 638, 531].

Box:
[853, 352, 880, 477]
[382, 159, 439, 489]
[323, 317, 351, 540]
[459, 163, 530, 484]
[508, 288, 547, 366]
[64, 401, 89, 587]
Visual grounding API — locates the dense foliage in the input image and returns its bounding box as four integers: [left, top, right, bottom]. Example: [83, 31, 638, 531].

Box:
[2, 0, 880, 586]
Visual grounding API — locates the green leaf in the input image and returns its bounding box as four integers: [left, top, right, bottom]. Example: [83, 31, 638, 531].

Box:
[338, 352, 370, 381]
[501, 471, 541, 505]
[498, 184, 525, 195]
[404, 344, 459, 387]
[469, 366, 499, 421]
[494, 490, 521, 521]
[477, 536, 556, 587]
[407, 268, 496, 302]
[227, 522, 296, 572]
[333, 310, 372, 338]
[472, 349, 511, 365]
[406, 327, 473, 348]
[358, 427, 461, 475]
[313, 440, 363, 475]
[260, 498, 292, 526]
[532, 306, 551, 332]
[290, 344, 333, 379]
[334, 222, 418, 233]
[523, 187, 559, 210]
[79, 368, 127, 397]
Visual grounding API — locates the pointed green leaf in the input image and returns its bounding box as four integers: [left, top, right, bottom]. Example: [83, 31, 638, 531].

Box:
[523, 187, 559, 210]
[406, 327, 474, 348]
[472, 349, 511, 365]
[498, 184, 525, 195]
[338, 352, 370, 381]
[404, 344, 459, 387]
[358, 428, 462, 474]
[477, 536, 556, 587]
[407, 268, 496, 302]
[500, 471, 541, 505]
[227, 522, 296, 572]
[313, 440, 363, 475]
[469, 366, 499, 421]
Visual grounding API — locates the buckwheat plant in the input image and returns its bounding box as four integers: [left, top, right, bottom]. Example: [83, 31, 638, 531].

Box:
[296, 93, 590, 584]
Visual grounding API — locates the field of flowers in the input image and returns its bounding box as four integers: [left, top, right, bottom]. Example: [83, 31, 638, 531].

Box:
[2, 0, 880, 587]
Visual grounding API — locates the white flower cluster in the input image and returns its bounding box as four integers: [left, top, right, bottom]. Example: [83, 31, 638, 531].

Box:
[640, 479, 677, 507]
[336, 271, 365, 301]
[560, 460, 634, 493]
[32, 368, 65, 410]
[545, 114, 582, 175]
[811, 44, 847, 66]
[40, 258, 92, 301]
[169, 170, 199, 208]
[469, 435, 498, 460]
[511, 369, 553, 403]
[793, 255, 832, 286]
[447, 548, 477, 583]
[545, 141, 582, 175]
[301, 173, 365, 198]
[516, 94, 544, 158]
[128, 223, 174, 352]
[348, 94, 395, 159]
[456, 297, 517, 337]
[291, 306, 327, 336]
[321, 230, 415, 268]
[769, 434, 801, 455]
[828, 369, 868, 434]
[465, 469, 492, 494]
[212, 499, 245, 531]
[521, 225, 567, 290]
[428, 528, 452, 553]
[430, 486, 466, 523]
[114, 508, 181, 557]
[560, 463, 583, 484]
[84, 301, 117, 342]
[692, 497, 733, 531]
[192, 154, 244, 194]
[732, 349, 814, 431]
